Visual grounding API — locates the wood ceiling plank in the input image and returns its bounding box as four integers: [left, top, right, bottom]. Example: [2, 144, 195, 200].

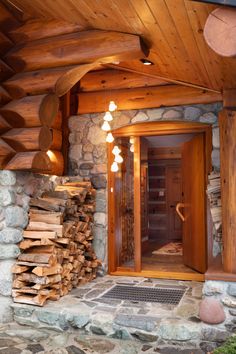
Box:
[146, 0, 198, 85]
[128, 0, 181, 79]
[163, 0, 212, 88]
[184, 1, 223, 90]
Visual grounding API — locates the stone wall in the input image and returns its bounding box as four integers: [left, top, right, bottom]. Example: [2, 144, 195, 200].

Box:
[68, 102, 222, 271]
[0, 170, 67, 322]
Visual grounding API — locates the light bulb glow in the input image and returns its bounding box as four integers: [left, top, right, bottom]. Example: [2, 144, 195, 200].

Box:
[112, 145, 121, 155]
[106, 132, 114, 143]
[103, 111, 113, 121]
[115, 154, 123, 163]
[101, 120, 111, 131]
[109, 101, 117, 112]
[130, 144, 134, 153]
[111, 161, 119, 172]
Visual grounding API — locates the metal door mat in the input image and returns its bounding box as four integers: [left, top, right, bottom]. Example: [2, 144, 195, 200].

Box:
[100, 285, 186, 305]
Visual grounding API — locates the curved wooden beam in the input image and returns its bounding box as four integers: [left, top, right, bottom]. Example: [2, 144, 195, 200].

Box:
[204, 7, 236, 57]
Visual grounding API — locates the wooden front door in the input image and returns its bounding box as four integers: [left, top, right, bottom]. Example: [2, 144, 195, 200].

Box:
[181, 134, 207, 273]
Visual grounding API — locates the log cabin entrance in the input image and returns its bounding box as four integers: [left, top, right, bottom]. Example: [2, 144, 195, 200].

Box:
[108, 121, 212, 281]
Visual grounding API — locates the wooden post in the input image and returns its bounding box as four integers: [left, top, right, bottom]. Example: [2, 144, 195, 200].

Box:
[220, 91, 236, 272]
[61, 92, 70, 175]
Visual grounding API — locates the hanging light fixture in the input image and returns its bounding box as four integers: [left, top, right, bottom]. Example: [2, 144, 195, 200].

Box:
[112, 145, 121, 155]
[103, 111, 113, 121]
[106, 132, 114, 143]
[115, 154, 123, 163]
[129, 137, 135, 144]
[101, 120, 111, 131]
[130, 144, 134, 153]
[111, 161, 119, 172]
[109, 100, 117, 112]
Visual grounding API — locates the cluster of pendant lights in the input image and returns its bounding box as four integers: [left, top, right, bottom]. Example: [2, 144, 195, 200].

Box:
[101, 100, 124, 172]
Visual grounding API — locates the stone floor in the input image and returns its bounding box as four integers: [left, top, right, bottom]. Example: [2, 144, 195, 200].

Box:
[10, 276, 224, 353]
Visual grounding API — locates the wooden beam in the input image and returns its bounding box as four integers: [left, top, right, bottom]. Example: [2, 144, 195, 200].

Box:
[5, 151, 51, 171]
[204, 8, 236, 57]
[61, 92, 70, 175]
[223, 89, 236, 109]
[9, 19, 83, 43]
[80, 69, 168, 92]
[219, 109, 236, 273]
[5, 30, 148, 72]
[0, 60, 14, 82]
[0, 94, 59, 127]
[78, 85, 222, 114]
[0, 2, 19, 32]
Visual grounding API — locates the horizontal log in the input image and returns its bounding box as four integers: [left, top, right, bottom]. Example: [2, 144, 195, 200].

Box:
[80, 69, 169, 92]
[78, 85, 222, 113]
[18, 253, 57, 266]
[0, 59, 14, 81]
[0, 94, 59, 127]
[0, 138, 15, 168]
[223, 89, 236, 109]
[0, 31, 13, 55]
[0, 2, 19, 32]
[3, 66, 75, 99]
[50, 129, 62, 150]
[29, 209, 63, 225]
[2, 126, 52, 151]
[5, 30, 148, 72]
[0, 114, 11, 133]
[26, 221, 63, 236]
[0, 86, 12, 105]
[47, 150, 64, 176]
[5, 151, 51, 171]
[52, 111, 62, 130]
[23, 230, 57, 239]
[9, 19, 83, 43]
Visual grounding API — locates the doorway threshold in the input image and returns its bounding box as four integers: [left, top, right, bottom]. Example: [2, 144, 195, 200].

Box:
[110, 270, 205, 282]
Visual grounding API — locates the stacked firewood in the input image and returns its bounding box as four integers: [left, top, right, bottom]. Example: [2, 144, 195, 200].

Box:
[207, 172, 222, 243]
[12, 181, 101, 306]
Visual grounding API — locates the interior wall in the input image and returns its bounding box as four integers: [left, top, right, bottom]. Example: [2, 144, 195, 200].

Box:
[68, 102, 222, 271]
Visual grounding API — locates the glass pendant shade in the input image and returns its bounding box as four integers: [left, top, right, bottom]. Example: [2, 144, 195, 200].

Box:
[101, 120, 111, 131]
[130, 144, 134, 152]
[106, 132, 114, 143]
[103, 111, 113, 121]
[112, 145, 121, 155]
[115, 154, 123, 163]
[129, 137, 135, 144]
[109, 100, 117, 112]
[111, 161, 119, 172]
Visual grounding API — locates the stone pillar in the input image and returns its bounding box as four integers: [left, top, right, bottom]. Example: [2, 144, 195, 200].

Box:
[0, 171, 28, 322]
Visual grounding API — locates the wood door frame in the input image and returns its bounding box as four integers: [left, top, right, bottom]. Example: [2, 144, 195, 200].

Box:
[108, 121, 212, 281]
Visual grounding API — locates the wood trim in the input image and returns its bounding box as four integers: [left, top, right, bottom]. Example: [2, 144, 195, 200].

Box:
[107, 141, 116, 273]
[110, 270, 204, 282]
[134, 136, 141, 272]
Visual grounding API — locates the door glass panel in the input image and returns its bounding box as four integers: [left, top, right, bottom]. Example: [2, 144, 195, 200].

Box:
[113, 137, 135, 269]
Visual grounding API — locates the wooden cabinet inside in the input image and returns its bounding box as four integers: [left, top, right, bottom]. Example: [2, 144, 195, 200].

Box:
[148, 158, 182, 242]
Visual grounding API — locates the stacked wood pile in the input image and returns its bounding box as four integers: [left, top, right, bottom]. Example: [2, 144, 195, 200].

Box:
[207, 172, 222, 244]
[12, 181, 101, 306]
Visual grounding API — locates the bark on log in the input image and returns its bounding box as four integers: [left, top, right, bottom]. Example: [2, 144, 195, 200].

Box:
[0, 94, 59, 127]
[47, 150, 64, 176]
[5, 30, 148, 72]
[5, 151, 51, 171]
[204, 8, 236, 57]
[9, 19, 83, 43]
[2, 126, 52, 151]
[3, 66, 75, 99]
[50, 129, 62, 150]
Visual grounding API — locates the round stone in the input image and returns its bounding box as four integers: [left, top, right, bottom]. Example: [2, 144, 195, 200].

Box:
[162, 109, 182, 120]
[5, 206, 28, 228]
[0, 171, 16, 186]
[131, 112, 149, 123]
[0, 228, 23, 244]
[199, 298, 226, 324]
[0, 190, 15, 207]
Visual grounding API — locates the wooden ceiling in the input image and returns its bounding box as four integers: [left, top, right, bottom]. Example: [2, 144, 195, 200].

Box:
[3, 0, 236, 93]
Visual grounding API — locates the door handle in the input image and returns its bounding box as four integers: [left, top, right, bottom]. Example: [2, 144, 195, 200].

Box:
[176, 202, 186, 222]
